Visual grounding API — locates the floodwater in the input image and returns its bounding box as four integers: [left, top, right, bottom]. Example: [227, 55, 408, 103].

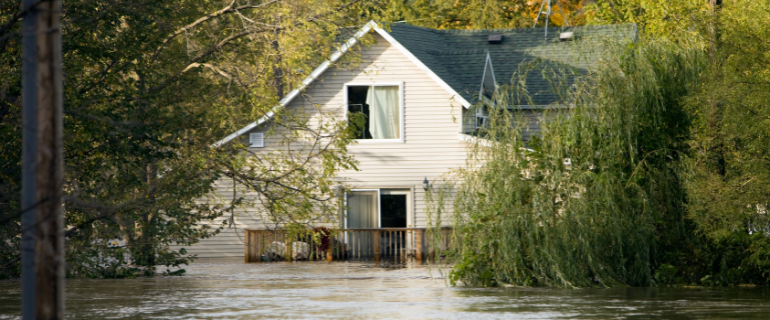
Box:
[1, 259, 770, 319]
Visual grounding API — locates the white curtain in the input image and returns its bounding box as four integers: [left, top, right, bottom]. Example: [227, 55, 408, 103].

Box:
[366, 86, 400, 139]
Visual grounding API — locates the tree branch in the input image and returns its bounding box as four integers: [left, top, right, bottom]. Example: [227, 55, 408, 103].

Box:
[1, 257, 20, 270]
[150, 0, 282, 62]
[183, 63, 243, 86]
[146, 0, 364, 95]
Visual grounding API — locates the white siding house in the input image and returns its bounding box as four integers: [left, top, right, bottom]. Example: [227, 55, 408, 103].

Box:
[177, 21, 636, 258]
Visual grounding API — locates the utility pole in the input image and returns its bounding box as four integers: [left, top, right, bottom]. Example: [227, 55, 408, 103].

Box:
[533, 0, 570, 40]
[21, 0, 65, 319]
[706, 0, 725, 177]
[708, 0, 722, 63]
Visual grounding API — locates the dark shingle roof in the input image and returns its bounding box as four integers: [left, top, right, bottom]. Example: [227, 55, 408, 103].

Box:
[386, 23, 637, 105]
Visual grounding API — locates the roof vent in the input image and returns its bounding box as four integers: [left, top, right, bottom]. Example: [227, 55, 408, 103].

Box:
[488, 34, 502, 44]
[559, 32, 574, 41]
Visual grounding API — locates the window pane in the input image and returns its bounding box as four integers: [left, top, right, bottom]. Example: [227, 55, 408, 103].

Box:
[347, 191, 378, 228]
[347, 86, 371, 139]
[366, 86, 400, 139]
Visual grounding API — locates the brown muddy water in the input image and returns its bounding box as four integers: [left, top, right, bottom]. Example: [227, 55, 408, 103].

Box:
[1, 259, 770, 319]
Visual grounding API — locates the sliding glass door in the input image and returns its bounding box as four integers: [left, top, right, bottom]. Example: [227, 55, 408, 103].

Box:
[347, 191, 378, 229]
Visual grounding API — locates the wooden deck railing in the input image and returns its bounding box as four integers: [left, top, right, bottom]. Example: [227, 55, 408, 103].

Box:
[244, 228, 451, 263]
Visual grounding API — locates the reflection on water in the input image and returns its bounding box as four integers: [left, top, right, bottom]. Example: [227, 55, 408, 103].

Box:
[1, 258, 770, 319]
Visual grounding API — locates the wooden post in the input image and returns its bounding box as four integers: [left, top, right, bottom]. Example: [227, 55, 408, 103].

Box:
[374, 230, 381, 262]
[285, 232, 292, 262]
[415, 229, 423, 263]
[256, 232, 263, 262]
[326, 230, 333, 262]
[244, 231, 250, 263]
[21, 0, 65, 318]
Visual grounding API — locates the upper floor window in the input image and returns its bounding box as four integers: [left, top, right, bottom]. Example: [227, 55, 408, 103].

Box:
[346, 84, 402, 140]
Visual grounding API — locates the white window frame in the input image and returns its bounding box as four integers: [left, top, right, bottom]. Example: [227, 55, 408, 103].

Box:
[475, 107, 489, 129]
[344, 82, 405, 143]
[249, 132, 264, 148]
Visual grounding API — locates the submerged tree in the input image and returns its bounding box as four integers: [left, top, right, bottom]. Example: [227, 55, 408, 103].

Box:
[685, 0, 770, 240]
[679, 0, 770, 284]
[0, 0, 373, 278]
[435, 35, 705, 287]
[218, 108, 363, 238]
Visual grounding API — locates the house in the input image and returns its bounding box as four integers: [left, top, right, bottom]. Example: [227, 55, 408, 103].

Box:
[180, 21, 636, 259]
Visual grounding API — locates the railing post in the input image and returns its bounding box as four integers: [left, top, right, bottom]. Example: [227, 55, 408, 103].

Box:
[244, 230, 250, 263]
[415, 229, 423, 263]
[257, 232, 264, 262]
[285, 232, 292, 262]
[374, 230, 381, 262]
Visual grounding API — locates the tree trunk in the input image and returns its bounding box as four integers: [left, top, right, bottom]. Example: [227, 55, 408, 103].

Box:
[707, 0, 725, 177]
[139, 164, 156, 271]
[21, 0, 65, 319]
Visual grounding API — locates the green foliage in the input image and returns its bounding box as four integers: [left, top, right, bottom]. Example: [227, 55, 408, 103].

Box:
[679, 0, 770, 283]
[0, 0, 24, 279]
[657, 231, 770, 286]
[371, 0, 585, 29]
[435, 35, 705, 287]
[223, 107, 361, 233]
[586, 0, 709, 36]
[1, 0, 370, 279]
[685, 0, 770, 241]
[433, 0, 770, 288]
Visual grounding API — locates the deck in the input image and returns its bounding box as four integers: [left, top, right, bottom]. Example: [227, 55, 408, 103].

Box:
[244, 228, 451, 263]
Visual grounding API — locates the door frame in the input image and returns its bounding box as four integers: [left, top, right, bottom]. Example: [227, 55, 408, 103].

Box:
[379, 189, 412, 228]
[346, 188, 413, 229]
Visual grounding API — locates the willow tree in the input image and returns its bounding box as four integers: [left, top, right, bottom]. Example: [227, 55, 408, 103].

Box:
[436, 36, 705, 287]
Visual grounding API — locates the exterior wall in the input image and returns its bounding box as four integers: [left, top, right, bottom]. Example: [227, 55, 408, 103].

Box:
[176, 33, 468, 258]
[513, 109, 546, 142]
[462, 107, 548, 142]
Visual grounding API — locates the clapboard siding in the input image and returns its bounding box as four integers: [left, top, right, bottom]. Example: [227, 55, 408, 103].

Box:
[333, 36, 469, 227]
[305, 33, 468, 227]
[182, 33, 468, 258]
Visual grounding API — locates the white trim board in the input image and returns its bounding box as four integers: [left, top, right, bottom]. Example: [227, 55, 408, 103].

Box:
[213, 20, 471, 148]
[479, 52, 497, 98]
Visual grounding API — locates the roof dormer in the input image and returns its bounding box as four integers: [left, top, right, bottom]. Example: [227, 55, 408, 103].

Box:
[480, 53, 497, 99]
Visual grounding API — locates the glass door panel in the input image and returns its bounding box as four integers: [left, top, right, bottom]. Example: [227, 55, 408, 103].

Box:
[347, 191, 378, 229]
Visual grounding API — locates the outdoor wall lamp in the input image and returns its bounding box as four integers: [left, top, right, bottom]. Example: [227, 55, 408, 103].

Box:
[423, 177, 430, 191]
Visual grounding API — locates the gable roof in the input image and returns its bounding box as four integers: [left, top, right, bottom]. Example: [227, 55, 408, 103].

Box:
[386, 23, 637, 106]
[213, 21, 378, 147]
[214, 21, 636, 147]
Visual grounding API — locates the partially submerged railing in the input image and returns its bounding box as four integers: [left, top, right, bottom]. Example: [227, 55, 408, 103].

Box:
[244, 228, 451, 263]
